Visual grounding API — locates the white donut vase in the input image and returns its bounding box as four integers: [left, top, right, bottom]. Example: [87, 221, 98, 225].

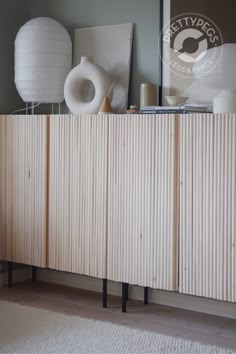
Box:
[64, 57, 113, 114]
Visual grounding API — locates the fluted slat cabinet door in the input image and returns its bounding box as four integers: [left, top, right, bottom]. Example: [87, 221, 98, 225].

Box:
[48, 115, 107, 279]
[107, 114, 178, 290]
[179, 114, 236, 302]
[0, 115, 47, 267]
[0, 116, 10, 261]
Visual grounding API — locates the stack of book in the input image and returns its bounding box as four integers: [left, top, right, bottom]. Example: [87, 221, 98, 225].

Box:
[140, 104, 212, 114]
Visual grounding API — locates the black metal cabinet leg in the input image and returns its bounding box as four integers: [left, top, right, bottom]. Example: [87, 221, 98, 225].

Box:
[103, 279, 107, 308]
[122, 283, 128, 313]
[8, 262, 12, 288]
[125, 283, 129, 301]
[32, 266, 36, 282]
[144, 287, 149, 305]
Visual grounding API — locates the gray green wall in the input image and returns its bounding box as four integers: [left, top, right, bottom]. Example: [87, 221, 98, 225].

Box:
[0, 0, 161, 113]
[0, 0, 30, 114]
[29, 0, 161, 111]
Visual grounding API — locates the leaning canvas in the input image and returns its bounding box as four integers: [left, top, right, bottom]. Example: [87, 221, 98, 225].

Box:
[73, 23, 134, 113]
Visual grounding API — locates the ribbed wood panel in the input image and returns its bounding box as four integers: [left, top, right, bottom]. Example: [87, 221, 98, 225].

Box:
[179, 114, 236, 302]
[0, 116, 9, 261]
[0, 115, 47, 267]
[48, 115, 107, 279]
[107, 114, 178, 290]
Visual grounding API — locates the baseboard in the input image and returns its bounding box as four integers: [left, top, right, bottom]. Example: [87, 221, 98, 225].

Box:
[36, 268, 236, 319]
[0, 267, 31, 287]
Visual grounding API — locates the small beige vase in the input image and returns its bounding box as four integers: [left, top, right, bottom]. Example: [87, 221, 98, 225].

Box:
[99, 96, 113, 114]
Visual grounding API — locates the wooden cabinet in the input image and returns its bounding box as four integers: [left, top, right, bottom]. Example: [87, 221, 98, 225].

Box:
[0, 115, 47, 267]
[48, 115, 108, 279]
[107, 115, 179, 290]
[179, 114, 236, 302]
[1, 113, 235, 302]
[48, 114, 179, 289]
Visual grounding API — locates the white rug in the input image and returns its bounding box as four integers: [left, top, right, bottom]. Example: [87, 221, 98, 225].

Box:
[0, 300, 234, 354]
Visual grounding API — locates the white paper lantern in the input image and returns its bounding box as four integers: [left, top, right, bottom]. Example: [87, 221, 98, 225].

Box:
[15, 17, 72, 103]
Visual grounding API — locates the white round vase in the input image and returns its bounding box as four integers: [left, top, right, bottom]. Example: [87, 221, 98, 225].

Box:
[15, 17, 72, 103]
[64, 56, 113, 114]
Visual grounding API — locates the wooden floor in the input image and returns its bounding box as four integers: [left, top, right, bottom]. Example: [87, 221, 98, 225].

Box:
[0, 281, 236, 352]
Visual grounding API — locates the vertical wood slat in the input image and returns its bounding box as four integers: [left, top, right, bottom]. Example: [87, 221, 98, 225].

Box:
[48, 114, 107, 279]
[107, 114, 178, 290]
[179, 114, 236, 303]
[0, 116, 7, 261]
[0, 115, 47, 267]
